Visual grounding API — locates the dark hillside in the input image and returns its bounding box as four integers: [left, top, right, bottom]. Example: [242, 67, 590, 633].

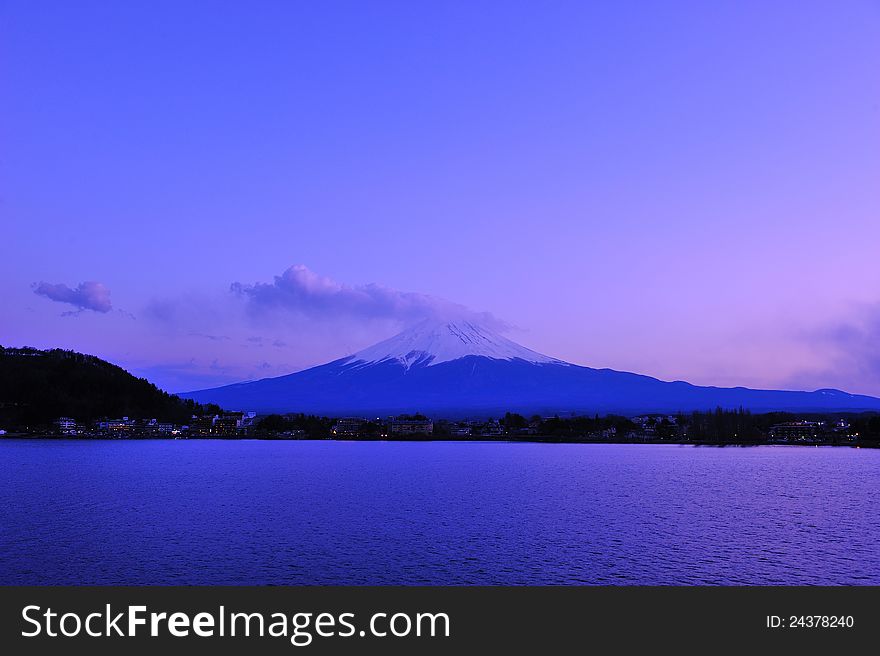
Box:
[0, 346, 219, 428]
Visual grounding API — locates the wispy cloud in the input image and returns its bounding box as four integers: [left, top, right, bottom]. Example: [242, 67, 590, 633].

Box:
[33, 281, 112, 313]
[231, 264, 503, 328]
[791, 302, 880, 394]
[820, 305, 880, 380]
[142, 291, 240, 334]
[188, 332, 231, 342]
[245, 336, 288, 348]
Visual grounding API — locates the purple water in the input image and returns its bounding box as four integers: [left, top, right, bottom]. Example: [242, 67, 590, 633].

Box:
[1, 440, 878, 585]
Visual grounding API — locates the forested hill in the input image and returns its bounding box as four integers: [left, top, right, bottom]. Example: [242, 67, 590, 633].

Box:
[0, 346, 219, 428]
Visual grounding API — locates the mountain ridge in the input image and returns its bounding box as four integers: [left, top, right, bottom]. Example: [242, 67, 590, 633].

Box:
[180, 321, 880, 417]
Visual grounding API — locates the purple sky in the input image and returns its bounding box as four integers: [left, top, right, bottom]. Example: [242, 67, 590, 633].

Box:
[2, 1, 879, 394]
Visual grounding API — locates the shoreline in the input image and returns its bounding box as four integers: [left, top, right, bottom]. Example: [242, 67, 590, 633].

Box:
[2, 434, 877, 448]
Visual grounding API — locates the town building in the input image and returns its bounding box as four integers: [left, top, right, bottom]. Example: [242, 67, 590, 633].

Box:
[240, 411, 257, 428]
[213, 413, 245, 434]
[480, 420, 502, 437]
[144, 419, 174, 434]
[190, 415, 217, 435]
[54, 417, 77, 435]
[389, 417, 433, 436]
[95, 417, 135, 433]
[332, 418, 366, 437]
[769, 421, 823, 441]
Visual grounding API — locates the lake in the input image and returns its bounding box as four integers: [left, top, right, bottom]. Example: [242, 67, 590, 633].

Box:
[1, 440, 878, 585]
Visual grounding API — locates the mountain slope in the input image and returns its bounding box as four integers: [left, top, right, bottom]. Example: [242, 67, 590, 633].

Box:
[180, 321, 880, 416]
[0, 346, 218, 427]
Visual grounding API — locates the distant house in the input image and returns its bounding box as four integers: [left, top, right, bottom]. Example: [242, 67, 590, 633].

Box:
[54, 417, 77, 434]
[144, 419, 174, 434]
[190, 415, 217, 435]
[389, 418, 433, 436]
[332, 418, 366, 437]
[769, 421, 822, 441]
[213, 413, 244, 435]
[480, 420, 502, 437]
[95, 417, 134, 433]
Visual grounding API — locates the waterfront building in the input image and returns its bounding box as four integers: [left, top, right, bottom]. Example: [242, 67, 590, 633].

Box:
[144, 419, 174, 434]
[332, 418, 366, 437]
[480, 420, 502, 437]
[213, 414, 243, 434]
[769, 421, 823, 441]
[94, 417, 135, 433]
[54, 417, 77, 434]
[241, 411, 257, 428]
[191, 415, 217, 435]
[389, 418, 434, 436]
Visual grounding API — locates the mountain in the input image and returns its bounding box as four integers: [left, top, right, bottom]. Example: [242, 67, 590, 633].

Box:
[0, 346, 218, 428]
[180, 320, 880, 417]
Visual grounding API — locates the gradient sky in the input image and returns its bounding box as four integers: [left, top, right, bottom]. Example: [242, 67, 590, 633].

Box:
[2, 1, 879, 394]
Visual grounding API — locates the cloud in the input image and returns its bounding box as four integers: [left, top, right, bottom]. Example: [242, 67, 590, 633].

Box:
[231, 264, 503, 328]
[33, 280, 112, 313]
[189, 332, 231, 342]
[794, 302, 880, 394]
[134, 265, 508, 390]
[143, 292, 236, 329]
[244, 336, 290, 348]
[822, 305, 880, 377]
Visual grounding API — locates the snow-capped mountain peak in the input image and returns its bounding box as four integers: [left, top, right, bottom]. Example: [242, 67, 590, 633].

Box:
[347, 319, 565, 369]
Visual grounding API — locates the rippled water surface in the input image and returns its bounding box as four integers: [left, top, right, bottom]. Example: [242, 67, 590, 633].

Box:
[1, 440, 878, 585]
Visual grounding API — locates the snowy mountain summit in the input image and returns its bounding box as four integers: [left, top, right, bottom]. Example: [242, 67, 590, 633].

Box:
[347, 319, 564, 369]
